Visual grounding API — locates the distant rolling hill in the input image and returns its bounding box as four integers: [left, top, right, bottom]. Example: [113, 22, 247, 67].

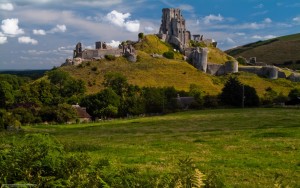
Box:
[225, 33, 300, 69]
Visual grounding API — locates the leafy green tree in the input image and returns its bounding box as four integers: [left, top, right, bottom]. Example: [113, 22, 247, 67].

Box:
[81, 88, 120, 118]
[220, 76, 259, 107]
[142, 87, 164, 113]
[39, 104, 76, 123]
[288, 88, 300, 101]
[11, 107, 37, 125]
[220, 77, 243, 107]
[0, 81, 15, 109]
[103, 73, 128, 97]
[243, 85, 260, 107]
[189, 84, 204, 108]
[138, 32, 144, 40]
[262, 87, 278, 105]
[62, 79, 86, 98]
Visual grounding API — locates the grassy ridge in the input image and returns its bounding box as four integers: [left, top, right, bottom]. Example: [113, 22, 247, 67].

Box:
[60, 34, 300, 96]
[225, 33, 300, 68]
[16, 108, 300, 187]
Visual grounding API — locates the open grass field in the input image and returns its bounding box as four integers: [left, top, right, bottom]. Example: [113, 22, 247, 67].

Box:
[3, 108, 299, 187]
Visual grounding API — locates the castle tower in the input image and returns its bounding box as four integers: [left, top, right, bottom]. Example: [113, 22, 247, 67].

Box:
[73, 42, 82, 58]
[158, 8, 191, 51]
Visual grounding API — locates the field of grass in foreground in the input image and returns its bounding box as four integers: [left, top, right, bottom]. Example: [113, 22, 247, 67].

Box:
[5, 108, 300, 187]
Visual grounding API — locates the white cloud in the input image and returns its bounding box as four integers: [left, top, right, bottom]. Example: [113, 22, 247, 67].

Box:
[106, 10, 130, 27]
[251, 35, 277, 40]
[33, 29, 46, 35]
[178, 4, 194, 12]
[0, 36, 8, 44]
[255, 4, 264, 9]
[144, 26, 154, 33]
[18, 36, 38, 45]
[1, 18, 24, 36]
[124, 20, 140, 32]
[106, 10, 140, 32]
[203, 14, 223, 24]
[75, 0, 122, 7]
[293, 16, 300, 23]
[0, 3, 14, 11]
[226, 37, 235, 44]
[237, 22, 264, 29]
[49, 24, 67, 33]
[236, 32, 245, 36]
[264, 18, 272, 23]
[107, 40, 121, 48]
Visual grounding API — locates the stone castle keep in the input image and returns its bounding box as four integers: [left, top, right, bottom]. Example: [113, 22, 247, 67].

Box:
[158, 8, 191, 51]
[62, 8, 300, 81]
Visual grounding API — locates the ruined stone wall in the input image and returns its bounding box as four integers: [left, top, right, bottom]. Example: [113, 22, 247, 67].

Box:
[239, 65, 278, 79]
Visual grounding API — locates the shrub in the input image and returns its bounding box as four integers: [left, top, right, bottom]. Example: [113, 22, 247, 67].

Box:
[220, 76, 259, 107]
[163, 51, 175, 59]
[91, 66, 98, 71]
[105, 54, 116, 61]
[236, 56, 247, 65]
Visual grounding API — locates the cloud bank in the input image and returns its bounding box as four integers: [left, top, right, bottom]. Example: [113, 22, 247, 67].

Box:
[106, 10, 140, 32]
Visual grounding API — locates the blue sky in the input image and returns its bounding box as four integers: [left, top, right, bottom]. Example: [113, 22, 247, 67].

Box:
[0, 0, 300, 70]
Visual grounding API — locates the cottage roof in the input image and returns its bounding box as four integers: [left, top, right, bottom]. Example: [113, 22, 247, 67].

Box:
[72, 104, 91, 119]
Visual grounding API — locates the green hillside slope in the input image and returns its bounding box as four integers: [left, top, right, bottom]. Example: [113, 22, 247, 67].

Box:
[225, 33, 300, 69]
[59, 34, 300, 97]
[61, 52, 299, 97]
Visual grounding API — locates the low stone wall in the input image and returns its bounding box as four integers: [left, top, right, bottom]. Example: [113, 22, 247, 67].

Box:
[207, 63, 223, 75]
[288, 73, 300, 82]
[239, 66, 278, 79]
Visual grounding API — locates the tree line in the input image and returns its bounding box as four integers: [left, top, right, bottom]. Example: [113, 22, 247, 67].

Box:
[1, 70, 300, 128]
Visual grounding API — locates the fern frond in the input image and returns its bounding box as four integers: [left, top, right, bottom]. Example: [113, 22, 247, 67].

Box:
[191, 169, 206, 188]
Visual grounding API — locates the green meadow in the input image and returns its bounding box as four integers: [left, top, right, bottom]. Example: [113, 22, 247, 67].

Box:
[2, 108, 300, 187]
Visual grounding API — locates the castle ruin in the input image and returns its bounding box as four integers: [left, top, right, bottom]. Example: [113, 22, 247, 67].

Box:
[158, 8, 191, 51]
[62, 41, 137, 66]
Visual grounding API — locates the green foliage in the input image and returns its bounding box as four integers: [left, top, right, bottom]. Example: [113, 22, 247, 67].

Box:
[0, 81, 15, 109]
[171, 158, 206, 188]
[163, 51, 175, 59]
[0, 110, 21, 130]
[189, 84, 204, 108]
[47, 69, 86, 99]
[236, 56, 247, 65]
[103, 72, 128, 97]
[190, 40, 207, 48]
[203, 95, 219, 108]
[0, 134, 109, 187]
[138, 32, 144, 40]
[91, 66, 98, 71]
[81, 88, 120, 118]
[105, 54, 116, 61]
[39, 104, 77, 123]
[288, 88, 300, 101]
[0, 74, 29, 90]
[220, 76, 259, 107]
[11, 107, 39, 125]
[142, 87, 165, 113]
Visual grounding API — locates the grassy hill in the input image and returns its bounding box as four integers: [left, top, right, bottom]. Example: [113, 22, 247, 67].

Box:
[60, 34, 300, 97]
[225, 33, 300, 69]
